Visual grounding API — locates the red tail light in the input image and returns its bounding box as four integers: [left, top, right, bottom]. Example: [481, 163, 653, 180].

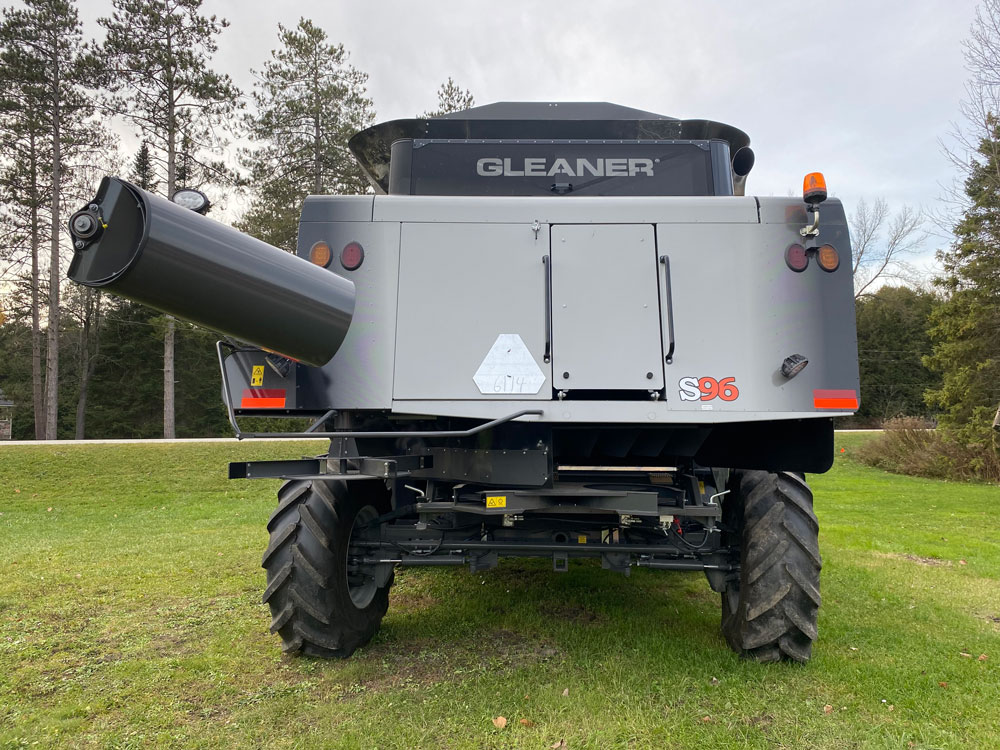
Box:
[785, 243, 808, 272]
[341, 242, 364, 271]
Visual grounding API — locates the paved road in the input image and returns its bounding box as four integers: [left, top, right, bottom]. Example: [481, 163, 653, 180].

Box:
[1, 437, 328, 446]
[2, 430, 883, 446]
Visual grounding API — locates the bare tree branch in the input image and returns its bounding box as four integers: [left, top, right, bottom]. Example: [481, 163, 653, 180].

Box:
[850, 197, 928, 298]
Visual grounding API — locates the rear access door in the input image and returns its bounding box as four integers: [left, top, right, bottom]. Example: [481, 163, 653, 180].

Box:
[550, 224, 665, 392]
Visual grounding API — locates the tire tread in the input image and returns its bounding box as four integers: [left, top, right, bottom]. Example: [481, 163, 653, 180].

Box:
[261, 479, 392, 659]
[722, 470, 821, 664]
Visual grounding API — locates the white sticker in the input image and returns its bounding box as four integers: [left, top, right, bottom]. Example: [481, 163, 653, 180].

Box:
[473, 334, 546, 395]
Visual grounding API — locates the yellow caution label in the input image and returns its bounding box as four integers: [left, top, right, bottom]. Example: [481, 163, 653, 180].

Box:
[251, 365, 265, 387]
[698, 481, 706, 496]
[578, 535, 587, 544]
[485, 495, 507, 508]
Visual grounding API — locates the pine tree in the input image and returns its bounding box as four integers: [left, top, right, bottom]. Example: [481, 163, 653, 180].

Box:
[237, 18, 374, 251]
[420, 77, 475, 118]
[0, 88, 48, 438]
[925, 0, 1000, 441]
[131, 141, 159, 192]
[0, 0, 102, 439]
[100, 0, 240, 438]
[925, 118, 1000, 430]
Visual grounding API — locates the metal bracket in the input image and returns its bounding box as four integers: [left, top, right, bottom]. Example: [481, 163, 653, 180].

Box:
[229, 458, 322, 479]
[601, 552, 632, 576]
[414, 447, 551, 486]
[469, 551, 498, 573]
[800, 208, 820, 237]
[230, 454, 432, 481]
[352, 455, 430, 479]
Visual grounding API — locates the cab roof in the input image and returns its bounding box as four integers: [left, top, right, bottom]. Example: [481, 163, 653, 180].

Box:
[348, 101, 751, 194]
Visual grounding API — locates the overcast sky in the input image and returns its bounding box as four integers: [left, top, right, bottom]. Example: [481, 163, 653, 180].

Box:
[80, 0, 981, 268]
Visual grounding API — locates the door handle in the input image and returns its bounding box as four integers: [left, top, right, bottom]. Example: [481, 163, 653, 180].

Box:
[659, 255, 675, 365]
[542, 255, 553, 363]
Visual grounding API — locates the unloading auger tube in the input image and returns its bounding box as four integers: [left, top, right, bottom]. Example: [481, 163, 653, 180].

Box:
[66, 177, 355, 367]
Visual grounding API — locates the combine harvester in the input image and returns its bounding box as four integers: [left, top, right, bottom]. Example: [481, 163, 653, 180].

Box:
[67, 102, 859, 662]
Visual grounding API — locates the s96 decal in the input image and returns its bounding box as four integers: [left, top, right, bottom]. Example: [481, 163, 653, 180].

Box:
[678, 376, 740, 402]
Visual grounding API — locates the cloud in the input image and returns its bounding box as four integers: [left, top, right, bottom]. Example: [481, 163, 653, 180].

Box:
[82, 0, 979, 251]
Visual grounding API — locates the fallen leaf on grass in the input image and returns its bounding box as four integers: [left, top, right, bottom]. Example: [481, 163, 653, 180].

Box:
[46, 507, 52, 512]
[561, 688, 569, 697]
[823, 705, 833, 714]
[14, 488, 20, 493]
[979, 654, 988, 662]
[519, 718, 534, 727]
[492, 716, 507, 729]
[701, 716, 712, 723]
[939, 681, 948, 688]
[550, 740, 567, 749]
[960, 652, 972, 658]
[959, 560, 967, 566]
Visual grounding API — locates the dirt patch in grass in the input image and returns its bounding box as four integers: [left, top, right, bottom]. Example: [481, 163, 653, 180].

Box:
[390, 589, 439, 612]
[350, 639, 461, 693]
[150, 631, 201, 658]
[490, 628, 561, 668]
[546, 602, 603, 624]
[353, 629, 562, 694]
[875, 552, 952, 567]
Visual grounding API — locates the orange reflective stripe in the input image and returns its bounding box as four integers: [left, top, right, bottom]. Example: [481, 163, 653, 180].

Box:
[813, 389, 858, 409]
[241, 389, 286, 409]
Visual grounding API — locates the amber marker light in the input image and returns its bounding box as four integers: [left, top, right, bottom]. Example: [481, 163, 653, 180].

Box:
[817, 244, 840, 272]
[309, 241, 332, 268]
[803, 172, 827, 204]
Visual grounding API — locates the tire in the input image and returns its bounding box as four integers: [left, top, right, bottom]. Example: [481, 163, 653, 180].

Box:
[261, 478, 394, 658]
[721, 470, 821, 663]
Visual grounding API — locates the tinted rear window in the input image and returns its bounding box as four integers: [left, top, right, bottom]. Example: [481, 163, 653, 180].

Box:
[392, 140, 718, 196]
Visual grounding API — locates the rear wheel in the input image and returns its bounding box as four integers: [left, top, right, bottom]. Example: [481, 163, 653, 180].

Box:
[721, 470, 821, 663]
[261, 478, 393, 658]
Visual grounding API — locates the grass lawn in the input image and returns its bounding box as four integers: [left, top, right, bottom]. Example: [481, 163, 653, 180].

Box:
[1, 434, 998, 749]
